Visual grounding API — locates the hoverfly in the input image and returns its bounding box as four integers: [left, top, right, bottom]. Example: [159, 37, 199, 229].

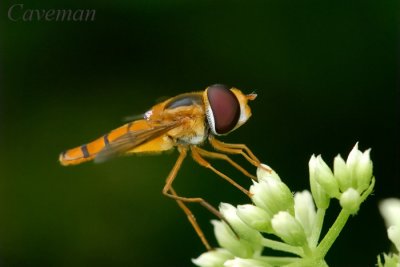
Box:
[59, 84, 267, 250]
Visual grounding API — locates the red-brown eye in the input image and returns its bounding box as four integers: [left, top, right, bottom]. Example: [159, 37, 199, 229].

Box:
[207, 84, 240, 135]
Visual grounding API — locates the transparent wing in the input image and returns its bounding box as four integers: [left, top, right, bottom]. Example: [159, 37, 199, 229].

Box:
[95, 121, 180, 163]
[122, 113, 145, 122]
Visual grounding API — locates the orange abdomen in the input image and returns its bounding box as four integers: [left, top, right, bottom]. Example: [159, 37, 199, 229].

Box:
[59, 120, 151, 166]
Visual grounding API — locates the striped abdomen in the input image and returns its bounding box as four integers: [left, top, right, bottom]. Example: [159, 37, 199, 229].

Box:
[59, 120, 151, 166]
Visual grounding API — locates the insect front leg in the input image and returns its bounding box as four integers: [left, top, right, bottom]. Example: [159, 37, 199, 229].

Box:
[193, 146, 257, 181]
[208, 136, 272, 173]
[191, 146, 252, 197]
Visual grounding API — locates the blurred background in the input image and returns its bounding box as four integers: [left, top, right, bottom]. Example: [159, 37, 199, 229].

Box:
[0, 0, 398, 266]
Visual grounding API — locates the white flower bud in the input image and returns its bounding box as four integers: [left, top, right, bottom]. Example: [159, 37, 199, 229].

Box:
[212, 220, 255, 258]
[309, 155, 330, 209]
[346, 143, 362, 188]
[192, 248, 234, 267]
[354, 149, 373, 193]
[257, 164, 281, 182]
[219, 203, 263, 246]
[271, 211, 307, 246]
[387, 225, 400, 252]
[237, 204, 273, 233]
[250, 178, 294, 217]
[339, 188, 361, 214]
[379, 198, 400, 228]
[224, 257, 271, 267]
[334, 154, 351, 192]
[313, 155, 340, 198]
[294, 190, 316, 238]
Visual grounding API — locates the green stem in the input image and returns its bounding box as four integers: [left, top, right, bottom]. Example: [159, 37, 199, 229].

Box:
[316, 209, 351, 257]
[262, 238, 304, 257]
[257, 256, 300, 266]
[315, 178, 375, 258]
[360, 177, 375, 203]
[302, 243, 313, 257]
[284, 258, 328, 267]
[310, 208, 326, 248]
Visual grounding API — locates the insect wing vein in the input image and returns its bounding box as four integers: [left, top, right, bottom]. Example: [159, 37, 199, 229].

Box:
[94, 121, 180, 163]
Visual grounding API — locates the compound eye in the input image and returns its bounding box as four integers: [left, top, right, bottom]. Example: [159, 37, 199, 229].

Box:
[207, 84, 240, 134]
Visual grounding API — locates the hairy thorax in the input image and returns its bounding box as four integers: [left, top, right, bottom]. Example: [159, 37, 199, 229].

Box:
[162, 104, 207, 146]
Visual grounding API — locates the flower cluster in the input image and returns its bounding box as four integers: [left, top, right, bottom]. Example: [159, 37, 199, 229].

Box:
[309, 143, 373, 214]
[193, 143, 375, 267]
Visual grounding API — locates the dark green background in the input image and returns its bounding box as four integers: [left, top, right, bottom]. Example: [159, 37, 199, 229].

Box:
[0, 1, 398, 266]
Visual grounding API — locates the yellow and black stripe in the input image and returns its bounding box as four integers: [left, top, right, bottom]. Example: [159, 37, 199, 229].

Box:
[59, 120, 150, 166]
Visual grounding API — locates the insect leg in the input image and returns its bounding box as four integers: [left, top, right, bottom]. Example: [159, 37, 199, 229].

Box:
[169, 186, 212, 250]
[191, 146, 251, 197]
[163, 146, 235, 250]
[194, 146, 257, 181]
[209, 136, 272, 173]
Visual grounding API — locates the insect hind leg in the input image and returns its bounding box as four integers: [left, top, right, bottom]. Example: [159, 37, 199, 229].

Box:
[169, 187, 212, 250]
[162, 146, 235, 250]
